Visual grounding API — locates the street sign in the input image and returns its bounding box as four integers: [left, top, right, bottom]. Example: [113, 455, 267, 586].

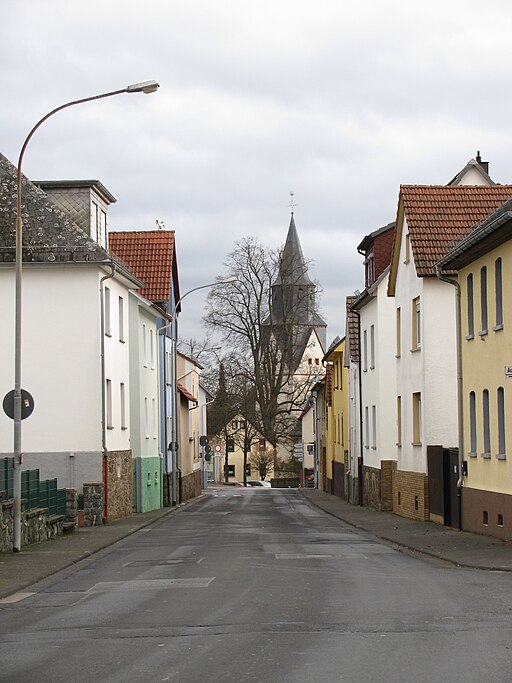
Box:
[3, 389, 35, 420]
[214, 444, 221, 452]
[505, 366, 512, 379]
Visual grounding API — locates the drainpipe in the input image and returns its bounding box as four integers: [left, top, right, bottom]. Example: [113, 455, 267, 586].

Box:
[435, 264, 464, 530]
[351, 308, 364, 506]
[100, 263, 116, 523]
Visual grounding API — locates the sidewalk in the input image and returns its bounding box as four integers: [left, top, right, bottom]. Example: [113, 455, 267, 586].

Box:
[300, 488, 512, 571]
[0, 499, 201, 601]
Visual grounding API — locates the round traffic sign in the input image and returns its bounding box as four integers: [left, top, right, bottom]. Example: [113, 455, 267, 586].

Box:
[3, 389, 35, 420]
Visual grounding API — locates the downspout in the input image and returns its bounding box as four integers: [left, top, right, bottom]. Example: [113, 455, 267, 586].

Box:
[435, 264, 464, 530]
[100, 263, 116, 523]
[352, 308, 364, 506]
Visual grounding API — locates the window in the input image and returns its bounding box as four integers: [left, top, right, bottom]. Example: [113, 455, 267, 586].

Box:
[225, 464, 235, 477]
[259, 438, 266, 450]
[99, 210, 107, 248]
[91, 201, 98, 241]
[370, 325, 375, 369]
[480, 266, 488, 334]
[396, 396, 402, 446]
[371, 405, 377, 449]
[482, 389, 490, 457]
[104, 287, 111, 337]
[469, 391, 477, 456]
[106, 379, 113, 429]
[315, 358, 320, 365]
[308, 358, 313, 365]
[365, 252, 375, 287]
[364, 406, 369, 448]
[118, 296, 125, 342]
[412, 392, 422, 445]
[150, 328, 155, 368]
[396, 307, 401, 357]
[144, 397, 149, 438]
[231, 420, 238, 430]
[497, 387, 506, 458]
[363, 330, 368, 372]
[152, 397, 157, 438]
[142, 324, 147, 366]
[227, 438, 235, 452]
[404, 233, 410, 263]
[120, 383, 127, 430]
[466, 273, 474, 339]
[412, 297, 421, 350]
[339, 355, 343, 388]
[494, 258, 503, 329]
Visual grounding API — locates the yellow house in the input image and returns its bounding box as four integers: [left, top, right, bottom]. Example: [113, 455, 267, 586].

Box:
[210, 416, 275, 484]
[439, 200, 512, 540]
[323, 336, 349, 497]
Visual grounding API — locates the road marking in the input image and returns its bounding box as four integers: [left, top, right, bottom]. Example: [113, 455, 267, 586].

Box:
[275, 554, 332, 560]
[0, 591, 35, 604]
[89, 578, 216, 592]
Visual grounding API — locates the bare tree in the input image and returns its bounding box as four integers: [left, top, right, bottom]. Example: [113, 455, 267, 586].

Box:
[249, 449, 275, 481]
[204, 236, 324, 452]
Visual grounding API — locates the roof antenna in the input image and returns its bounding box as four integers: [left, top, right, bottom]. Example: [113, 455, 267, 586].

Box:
[155, 219, 165, 230]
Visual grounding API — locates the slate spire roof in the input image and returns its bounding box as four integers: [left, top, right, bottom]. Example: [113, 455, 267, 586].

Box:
[0, 152, 111, 264]
[274, 213, 314, 286]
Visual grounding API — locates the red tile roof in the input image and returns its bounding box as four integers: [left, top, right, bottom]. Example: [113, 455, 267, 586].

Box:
[399, 185, 512, 276]
[108, 230, 176, 303]
[346, 296, 359, 363]
[178, 382, 197, 402]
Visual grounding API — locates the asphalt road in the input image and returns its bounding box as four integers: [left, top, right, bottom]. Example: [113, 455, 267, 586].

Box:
[1, 488, 511, 682]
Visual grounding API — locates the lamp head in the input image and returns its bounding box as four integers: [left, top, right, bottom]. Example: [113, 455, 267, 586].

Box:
[126, 80, 160, 94]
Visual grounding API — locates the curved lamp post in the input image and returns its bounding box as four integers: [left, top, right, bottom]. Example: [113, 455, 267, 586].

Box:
[159, 277, 237, 506]
[12, 80, 159, 551]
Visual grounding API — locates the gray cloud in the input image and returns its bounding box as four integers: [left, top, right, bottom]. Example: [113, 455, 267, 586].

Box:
[2, 0, 512, 345]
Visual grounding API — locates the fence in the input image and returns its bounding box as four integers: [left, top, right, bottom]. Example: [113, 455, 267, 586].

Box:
[0, 457, 67, 517]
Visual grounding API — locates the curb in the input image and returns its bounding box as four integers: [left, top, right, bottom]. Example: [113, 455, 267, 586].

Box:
[298, 489, 512, 573]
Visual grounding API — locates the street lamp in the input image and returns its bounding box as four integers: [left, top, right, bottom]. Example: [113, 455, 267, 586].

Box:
[159, 277, 237, 506]
[12, 80, 159, 552]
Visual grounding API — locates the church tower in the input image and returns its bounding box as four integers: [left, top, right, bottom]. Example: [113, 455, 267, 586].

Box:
[265, 212, 327, 372]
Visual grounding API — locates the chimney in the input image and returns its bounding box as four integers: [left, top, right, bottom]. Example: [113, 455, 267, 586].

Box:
[476, 150, 489, 175]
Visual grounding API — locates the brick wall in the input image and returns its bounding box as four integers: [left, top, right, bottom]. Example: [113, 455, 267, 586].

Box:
[107, 450, 133, 521]
[393, 469, 429, 521]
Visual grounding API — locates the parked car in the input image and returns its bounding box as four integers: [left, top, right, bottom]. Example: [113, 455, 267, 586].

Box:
[246, 480, 271, 488]
[306, 474, 315, 488]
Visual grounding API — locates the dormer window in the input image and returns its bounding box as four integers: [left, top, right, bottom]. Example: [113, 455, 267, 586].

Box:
[364, 251, 375, 288]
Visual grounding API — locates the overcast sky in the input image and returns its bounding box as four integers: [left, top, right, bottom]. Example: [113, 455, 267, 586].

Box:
[2, 1, 512, 346]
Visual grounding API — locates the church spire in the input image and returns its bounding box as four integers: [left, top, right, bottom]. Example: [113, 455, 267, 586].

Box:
[274, 212, 313, 286]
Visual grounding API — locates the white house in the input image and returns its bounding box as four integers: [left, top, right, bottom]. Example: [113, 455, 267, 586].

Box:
[387, 181, 512, 521]
[0, 153, 143, 521]
[128, 291, 163, 512]
[351, 222, 396, 511]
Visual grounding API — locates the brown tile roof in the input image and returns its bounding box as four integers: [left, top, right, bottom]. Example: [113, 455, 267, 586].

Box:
[178, 382, 197, 403]
[108, 230, 176, 303]
[346, 296, 359, 363]
[324, 364, 333, 408]
[400, 185, 512, 276]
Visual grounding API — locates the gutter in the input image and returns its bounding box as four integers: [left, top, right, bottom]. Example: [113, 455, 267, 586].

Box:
[99, 262, 116, 523]
[435, 264, 464, 530]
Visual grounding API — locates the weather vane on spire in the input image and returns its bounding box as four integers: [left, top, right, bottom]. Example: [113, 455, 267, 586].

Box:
[288, 191, 297, 214]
